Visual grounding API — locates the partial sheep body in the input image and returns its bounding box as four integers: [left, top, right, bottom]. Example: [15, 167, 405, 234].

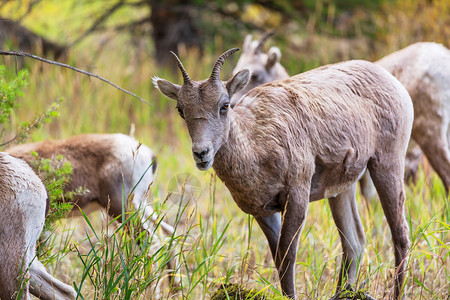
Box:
[6, 133, 174, 235]
[376, 42, 450, 191]
[0, 152, 76, 299]
[234, 37, 450, 194]
[155, 49, 413, 299]
[231, 34, 376, 200]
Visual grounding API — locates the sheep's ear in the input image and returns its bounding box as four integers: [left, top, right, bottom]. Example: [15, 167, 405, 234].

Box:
[243, 34, 253, 52]
[226, 69, 250, 98]
[153, 77, 180, 101]
[266, 47, 281, 71]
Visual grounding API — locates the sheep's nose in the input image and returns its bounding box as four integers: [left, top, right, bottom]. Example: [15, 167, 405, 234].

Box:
[193, 148, 210, 160]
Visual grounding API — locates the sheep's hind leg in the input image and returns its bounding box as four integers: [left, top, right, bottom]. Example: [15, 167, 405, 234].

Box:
[328, 183, 366, 293]
[414, 126, 450, 194]
[0, 231, 29, 299]
[368, 158, 410, 299]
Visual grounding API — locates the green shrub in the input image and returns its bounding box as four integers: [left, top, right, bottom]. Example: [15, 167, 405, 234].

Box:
[0, 65, 28, 124]
[0, 64, 76, 233]
[0, 64, 62, 146]
[28, 152, 89, 232]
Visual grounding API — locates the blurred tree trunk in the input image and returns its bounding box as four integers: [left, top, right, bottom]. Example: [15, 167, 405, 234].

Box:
[0, 18, 67, 61]
[148, 0, 202, 66]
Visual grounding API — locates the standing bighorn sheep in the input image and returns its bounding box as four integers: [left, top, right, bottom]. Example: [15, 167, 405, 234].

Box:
[0, 152, 76, 300]
[6, 133, 174, 235]
[233, 35, 450, 193]
[154, 48, 413, 298]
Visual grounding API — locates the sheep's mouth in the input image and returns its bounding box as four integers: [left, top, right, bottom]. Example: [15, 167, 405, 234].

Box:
[196, 160, 213, 171]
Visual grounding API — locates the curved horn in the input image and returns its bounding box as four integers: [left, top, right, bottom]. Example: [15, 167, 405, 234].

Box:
[255, 30, 275, 53]
[170, 51, 191, 84]
[210, 48, 239, 81]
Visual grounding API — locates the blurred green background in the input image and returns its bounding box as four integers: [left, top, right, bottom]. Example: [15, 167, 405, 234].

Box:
[0, 0, 449, 299]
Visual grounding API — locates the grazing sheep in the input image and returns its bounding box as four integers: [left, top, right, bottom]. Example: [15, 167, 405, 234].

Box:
[7, 133, 179, 289]
[154, 48, 413, 298]
[0, 152, 76, 300]
[6, 133, 174, 236]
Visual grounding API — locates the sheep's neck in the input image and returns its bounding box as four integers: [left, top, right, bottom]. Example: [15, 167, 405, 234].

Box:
[213, 110, 255, 181]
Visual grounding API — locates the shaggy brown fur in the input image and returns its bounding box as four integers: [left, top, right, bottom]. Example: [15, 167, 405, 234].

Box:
[6, 133, 171, 232]
[231, 34, 377, 201]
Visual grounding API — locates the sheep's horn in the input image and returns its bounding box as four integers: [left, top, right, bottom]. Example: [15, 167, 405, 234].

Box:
[170, 51, 191, 85]
[210, 48, 239, 81]
[255, 30, 275, 53]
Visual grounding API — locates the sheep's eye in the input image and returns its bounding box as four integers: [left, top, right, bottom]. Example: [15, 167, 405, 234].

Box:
[176, 106, 185, 119]
[220, 103, 229, 113]
[251, 74, 259, 81]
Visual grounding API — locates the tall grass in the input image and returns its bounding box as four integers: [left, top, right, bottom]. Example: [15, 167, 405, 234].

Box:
[0, 0, 449, 297]
[32, 160, 448, 299]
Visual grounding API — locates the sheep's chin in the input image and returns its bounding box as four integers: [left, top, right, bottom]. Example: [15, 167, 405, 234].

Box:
[196, 160, 213, 171]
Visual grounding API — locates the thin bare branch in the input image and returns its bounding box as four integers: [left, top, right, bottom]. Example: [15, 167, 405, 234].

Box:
[111, 17, 149, 32]
[0, 98, 62, 147]
[0, 50, 151, 105]
[0, 0, 11, 10]
[203, 3, 264, 31]
[18, 0, 43, 22]
[92, 17, 149, 34]
[70, 0, 126, 47]
[125, 0, 147, 7]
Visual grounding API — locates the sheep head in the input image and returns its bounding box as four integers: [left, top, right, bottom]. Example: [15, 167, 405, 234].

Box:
[154, 48, 250, 171]
[231, 32, 286, 104]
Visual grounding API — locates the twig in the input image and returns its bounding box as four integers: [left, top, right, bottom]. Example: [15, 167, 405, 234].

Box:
[0, 0, 11, 10]
[18, 0, 43, 22]
[0, 99, 61, 147]
[89, 17, 149, 35]
[203, 3, 264, 31]
[69, 0, 125, 47]
[0, 50, 151, 105]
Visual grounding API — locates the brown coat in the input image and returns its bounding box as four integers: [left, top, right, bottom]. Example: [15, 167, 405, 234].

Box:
[6, 133, 174, 234]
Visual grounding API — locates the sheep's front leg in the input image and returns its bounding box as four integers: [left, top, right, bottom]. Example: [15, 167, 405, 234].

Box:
[275, 186, 309, 299]
[255, 213, 281, 261]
